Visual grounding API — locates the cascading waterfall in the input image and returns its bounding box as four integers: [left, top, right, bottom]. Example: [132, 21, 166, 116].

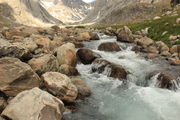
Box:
[63, 34, 180, 120]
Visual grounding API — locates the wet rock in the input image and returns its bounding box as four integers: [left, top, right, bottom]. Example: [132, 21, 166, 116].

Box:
[57, 43, 77, 67]
[76, 32, 91, 41]
[28, 54, 59, 75]
[156, 73, 178, 90]
[77, 48, 101, 64]
[135, 37, 154, 47]
[168, 58, 180, 65]
[41, 72, 78, 103]
[59, 64, 79, 76]
[71, 76, 91, 99]
[1, 88, 65, 120]
[89, 32, 100, 40]
[0, 97, 7, 113]
[92, 58, 128, 80]
[0, 39, 32, 60]
[98, 42, 121, 52]
[0, 57, 40, 97]
[117, 26, 134, 43]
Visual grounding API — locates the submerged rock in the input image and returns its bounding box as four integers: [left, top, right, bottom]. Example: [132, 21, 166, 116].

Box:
[92, 58, 128, 80]
[41, 72, 78, 103]
[98, 42, 121, 52]
[0, 57, 40, 97]
[1, 88, 65, 120]
[77, 48, 101, 64]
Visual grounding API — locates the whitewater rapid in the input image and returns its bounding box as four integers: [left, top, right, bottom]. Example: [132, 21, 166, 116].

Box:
[63, 34, 180, 120]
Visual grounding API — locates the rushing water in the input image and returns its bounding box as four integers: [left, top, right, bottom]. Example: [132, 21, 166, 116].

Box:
[63, 34, 180, 120]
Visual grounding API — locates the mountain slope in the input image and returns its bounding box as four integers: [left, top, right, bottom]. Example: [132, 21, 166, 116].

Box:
[41, 0, 90, 24]
[84, 0, 171, 25]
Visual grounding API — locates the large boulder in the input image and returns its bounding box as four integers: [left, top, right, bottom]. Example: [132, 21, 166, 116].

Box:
[76, 32, 91, 41]
[71, 76, 91, 99]
[92, 58, 128, 80]
[0, 57, 40, 97]
[116, 26, 134, 43]
[57, 43, 77, 67]
[89, 32, 100, 40]
[0, 39, 32, 60]
[1, 88, 65, 120]
[41, 72, 78, 103]
[77, 48, 101, 64]
[28, 54, 59, 75]
[156, 73, 178, 90]
[98, 42, 121, 52]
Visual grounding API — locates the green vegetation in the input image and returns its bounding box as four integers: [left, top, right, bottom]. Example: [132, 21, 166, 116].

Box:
[65, 25, 86, 29]
[94, 11, 180, 45]
[128, 15, 180, 45]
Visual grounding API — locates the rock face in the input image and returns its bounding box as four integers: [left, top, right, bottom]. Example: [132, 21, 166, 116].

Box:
[28, 54, 59, 75]
[98, 42, 121, 52]
[57, 43, 77, 67]
[117, 26, 134, 43]
[71, 76, 91, 99]
[41, 72, 78, 103]
[92, 58, 128, 80]
[77, 48, 101, 64]
[0, 57, 40, 97]
[0, 39, 31, 60]
[1, 88, 65, 120]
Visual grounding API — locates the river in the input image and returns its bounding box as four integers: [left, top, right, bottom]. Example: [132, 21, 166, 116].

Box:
[63, 34, 180, 120]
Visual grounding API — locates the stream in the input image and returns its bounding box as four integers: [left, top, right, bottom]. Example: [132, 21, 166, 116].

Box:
[63, 34, 180, 120]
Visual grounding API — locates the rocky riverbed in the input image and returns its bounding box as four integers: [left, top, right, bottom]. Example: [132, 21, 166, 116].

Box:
[0, 25, 179, 120]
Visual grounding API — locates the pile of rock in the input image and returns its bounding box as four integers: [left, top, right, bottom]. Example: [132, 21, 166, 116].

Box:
[0, 25, 97, 120]
[115, 26, 180, 66]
